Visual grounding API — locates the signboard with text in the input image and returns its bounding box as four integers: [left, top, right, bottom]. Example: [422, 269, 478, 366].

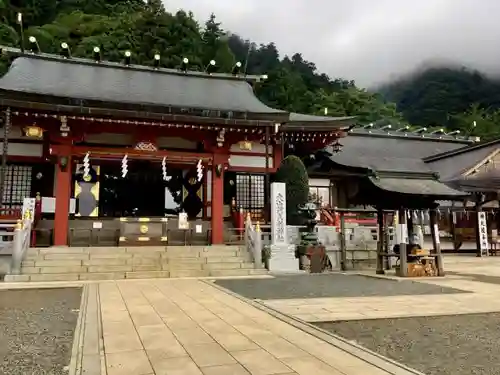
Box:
[271, 183, 287, 245]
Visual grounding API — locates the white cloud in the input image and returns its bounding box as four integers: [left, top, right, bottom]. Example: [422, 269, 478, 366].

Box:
[163, 0, 500, 87]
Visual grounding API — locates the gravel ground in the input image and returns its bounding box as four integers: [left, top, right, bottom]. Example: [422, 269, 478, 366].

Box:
[214, 273, 467, 300]
[0, 288, 82, 375]
[316, 313, 500, 375]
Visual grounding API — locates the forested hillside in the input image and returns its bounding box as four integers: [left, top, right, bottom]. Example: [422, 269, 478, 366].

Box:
[1, 0, 499, 139]
[0, 0, 404, 125]
[379, 66, 500, 140]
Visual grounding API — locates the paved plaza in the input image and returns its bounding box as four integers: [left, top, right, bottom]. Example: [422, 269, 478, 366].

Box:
[2, 255, 500, 374]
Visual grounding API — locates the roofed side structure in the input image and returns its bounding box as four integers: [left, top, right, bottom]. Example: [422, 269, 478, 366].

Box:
[312, 128, 472, 199]
[425, 138, 500, 180]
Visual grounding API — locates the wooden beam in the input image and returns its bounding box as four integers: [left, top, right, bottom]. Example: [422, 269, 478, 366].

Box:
[50, 144, 213, 164]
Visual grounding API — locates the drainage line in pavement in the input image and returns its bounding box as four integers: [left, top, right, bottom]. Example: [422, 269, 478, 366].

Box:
[206, 280, 425, 375]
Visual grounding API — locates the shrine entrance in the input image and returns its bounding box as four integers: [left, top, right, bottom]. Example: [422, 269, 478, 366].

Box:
[98, 161, 203, 219]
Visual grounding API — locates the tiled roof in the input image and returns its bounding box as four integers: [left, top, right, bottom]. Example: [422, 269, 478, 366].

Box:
[0, 55, 285, 116]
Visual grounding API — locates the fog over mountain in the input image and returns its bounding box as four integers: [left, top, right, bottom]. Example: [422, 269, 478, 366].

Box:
[164, 0, 500, 87]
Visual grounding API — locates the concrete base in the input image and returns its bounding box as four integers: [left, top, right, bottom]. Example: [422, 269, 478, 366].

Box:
[269, 244, 299, 273]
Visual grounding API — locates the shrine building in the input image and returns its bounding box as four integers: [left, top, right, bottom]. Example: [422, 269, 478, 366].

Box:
[0, 46, 353, 246]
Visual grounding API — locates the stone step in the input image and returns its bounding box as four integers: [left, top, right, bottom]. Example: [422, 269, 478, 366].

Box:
[27, 245, 245, 255]
[4, 267, 267, 282]
[26, 248, 248, 260]
[9, 245, 261, 282]
[20, 261, 257, 274]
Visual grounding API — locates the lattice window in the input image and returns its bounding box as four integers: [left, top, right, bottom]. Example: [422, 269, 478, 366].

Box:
[2, 165, 32, 210]
[236, 173, 264, 221]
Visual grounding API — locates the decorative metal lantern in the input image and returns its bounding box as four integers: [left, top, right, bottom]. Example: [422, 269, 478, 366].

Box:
[24, 125, 44, 138]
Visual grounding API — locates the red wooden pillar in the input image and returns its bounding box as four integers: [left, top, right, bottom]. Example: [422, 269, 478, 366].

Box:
[274, 141, 283, 168]
[211, 153, 226, 244]
[54, 152, 72, 246]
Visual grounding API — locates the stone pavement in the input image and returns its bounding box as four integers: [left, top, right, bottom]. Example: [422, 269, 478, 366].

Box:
[263, 255, 500, 322]
[0, 278, 423, 375]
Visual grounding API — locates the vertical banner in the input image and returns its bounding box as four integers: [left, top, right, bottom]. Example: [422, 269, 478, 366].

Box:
[478, 211, 489, 255]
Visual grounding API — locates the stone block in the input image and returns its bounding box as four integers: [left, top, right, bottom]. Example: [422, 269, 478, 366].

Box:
[39, 247, 87, 254]
[132, 265, 162, 272]
[83, 259, 127, 266]
[169, 269, 208, 278]
[163, 262, 203, 271]
[88, 265, 132, 273]
[269, 244, 299, 273]
[202, 262, 243, 270]
[35, 260, 83, 267]
[3, 274, 30, 282]
[44, 253, 89, 260]
[29, 273, 80, 282]
[127, 257, 158, 265]
[79, 273, 125, 281]
[209, 269, 253, 277]
[90, 253, 132, 259]
[125, 271, 170, 279]
[40, 266, 87, 274]
[89, 247, 127, 255]
[20, 267, 40, 274]
[205, 257, 245, 263]
[126, 246, 165, 254]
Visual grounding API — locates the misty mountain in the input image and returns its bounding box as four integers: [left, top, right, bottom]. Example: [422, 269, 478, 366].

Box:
[378, 65, 500, 129]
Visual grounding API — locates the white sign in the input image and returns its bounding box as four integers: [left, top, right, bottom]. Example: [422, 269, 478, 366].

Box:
[271, 182, 287, 245]
[478, 211, 489, 254]
[93, 222, 103, 229]
[22, 198, 35, 219]
[195, 224, 202, 233]
[433, 224, 440, 244]
[178, 212, 189, 230]
[397, 224, 408, 244]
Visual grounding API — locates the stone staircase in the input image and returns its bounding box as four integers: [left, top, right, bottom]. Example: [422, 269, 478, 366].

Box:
[4, 245, 267, 282]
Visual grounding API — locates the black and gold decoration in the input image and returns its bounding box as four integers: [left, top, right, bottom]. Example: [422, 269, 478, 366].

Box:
[181, 168, 203, 220]
[118, 217, 168, 246]
[74, 163, 100, 217]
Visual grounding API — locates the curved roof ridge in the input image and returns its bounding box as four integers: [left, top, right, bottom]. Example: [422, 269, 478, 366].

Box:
[0, 54, 285, 116]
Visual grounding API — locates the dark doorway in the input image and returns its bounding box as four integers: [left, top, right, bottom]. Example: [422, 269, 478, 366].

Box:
[100, 161, 166, 217]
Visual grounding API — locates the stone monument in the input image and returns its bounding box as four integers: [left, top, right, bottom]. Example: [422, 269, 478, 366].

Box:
[269, 182, 299, 272]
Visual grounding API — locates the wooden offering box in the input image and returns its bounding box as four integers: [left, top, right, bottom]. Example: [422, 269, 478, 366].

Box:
[118, 217, 168, 246]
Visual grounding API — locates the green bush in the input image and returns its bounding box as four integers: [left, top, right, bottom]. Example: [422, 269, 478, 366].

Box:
[274, 155, 309, 225]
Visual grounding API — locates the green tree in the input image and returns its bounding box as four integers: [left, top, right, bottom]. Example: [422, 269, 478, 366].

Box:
[275, 156, 309, 225]
[201, 13, 234, 72]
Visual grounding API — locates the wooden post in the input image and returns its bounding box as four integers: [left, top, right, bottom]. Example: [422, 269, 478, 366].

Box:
[211, 154, 225, 244]
[430, 209, 445, 276]
[264, 125, 270, 222]
[54, 154, 72, 246]
[474, 194, 484, 257]
[398, 207, 408, 277]
[340, 212, 347, 271]
[376, 208, 385, 275]
[0, 107, 11, 209]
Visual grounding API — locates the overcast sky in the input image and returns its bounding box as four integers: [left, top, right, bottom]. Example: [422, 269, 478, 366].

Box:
[163, 0, 500, 88]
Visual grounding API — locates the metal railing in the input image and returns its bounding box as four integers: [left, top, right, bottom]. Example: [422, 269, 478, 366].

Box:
[244, 215, 262, 268]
